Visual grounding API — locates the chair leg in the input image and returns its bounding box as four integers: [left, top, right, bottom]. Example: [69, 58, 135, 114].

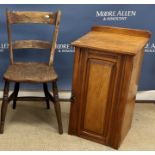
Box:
[43, 83, 50, 109]
[13, 82, 20, 109]
[0, 80, 10, 134]
[52, 80, 63, 134]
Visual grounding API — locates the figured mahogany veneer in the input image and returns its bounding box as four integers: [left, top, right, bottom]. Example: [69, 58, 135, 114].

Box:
[68, 25, 151, 149]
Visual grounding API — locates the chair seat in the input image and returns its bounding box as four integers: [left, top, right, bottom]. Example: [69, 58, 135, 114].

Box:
[4, 62, 58, 83]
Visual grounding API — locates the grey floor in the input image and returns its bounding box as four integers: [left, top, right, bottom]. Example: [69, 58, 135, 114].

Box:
[0, 101, 154, 151]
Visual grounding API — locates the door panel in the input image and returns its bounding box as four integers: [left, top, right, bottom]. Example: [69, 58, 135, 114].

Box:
[84, 59, 113, 134]
[78, 50, 121, 142]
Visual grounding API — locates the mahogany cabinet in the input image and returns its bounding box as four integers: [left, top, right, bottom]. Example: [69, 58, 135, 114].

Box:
[68, 25, 151, 149]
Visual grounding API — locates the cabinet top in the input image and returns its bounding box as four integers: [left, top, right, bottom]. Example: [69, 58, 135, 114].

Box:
[72, 25, 151, 55]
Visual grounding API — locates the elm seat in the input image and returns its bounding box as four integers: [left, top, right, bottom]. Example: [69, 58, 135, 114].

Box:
[3, 62, 58, 83]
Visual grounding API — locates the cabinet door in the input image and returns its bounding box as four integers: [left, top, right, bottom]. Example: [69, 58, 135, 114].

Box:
[77, 49, 121, 144]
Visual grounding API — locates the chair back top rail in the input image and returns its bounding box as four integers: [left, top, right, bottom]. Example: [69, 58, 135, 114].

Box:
[7, 11, 56, 24]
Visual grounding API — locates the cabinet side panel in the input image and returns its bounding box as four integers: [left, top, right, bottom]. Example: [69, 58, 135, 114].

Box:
[107, 55, 133, 149]
[84, 59, 113, 134]
[121, 49, 144, 142]
[68, 47, 81, 135]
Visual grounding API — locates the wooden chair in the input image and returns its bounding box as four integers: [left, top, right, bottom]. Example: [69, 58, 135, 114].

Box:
[0, 10, 63, 134]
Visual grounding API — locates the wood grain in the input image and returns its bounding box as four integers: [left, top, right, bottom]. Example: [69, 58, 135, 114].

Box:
[120, 48, 145, 144]
[12, 40, 51, 49]
[3, 62, 58, 83]
[6, 9, 13, 64]
[0, 80, 10, 134]
[68, 47, 82, 135]
[72, 25, 151, 56]
[1, 10, 63, 135]
[77, 50, 121, 144]
[69, 25, 151, 149]
[7, 11, 56, 24]
[83, 59, 113, 134]
[49, 10, 61, 65]
[6, 10, 61, 65]
[91, 25, 151, 38]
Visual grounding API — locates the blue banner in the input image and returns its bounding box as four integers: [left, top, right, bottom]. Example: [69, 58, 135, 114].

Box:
[0, 4, 154, 90]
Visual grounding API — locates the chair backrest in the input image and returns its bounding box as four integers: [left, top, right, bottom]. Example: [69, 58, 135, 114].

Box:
[6, 10, 61, 66]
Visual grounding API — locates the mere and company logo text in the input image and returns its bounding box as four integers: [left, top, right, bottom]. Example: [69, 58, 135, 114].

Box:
[96, 10, 136, 21]
[56, 44, 74, 53]
[0, 43, 8, 52]
[145, 43, 155, 53]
